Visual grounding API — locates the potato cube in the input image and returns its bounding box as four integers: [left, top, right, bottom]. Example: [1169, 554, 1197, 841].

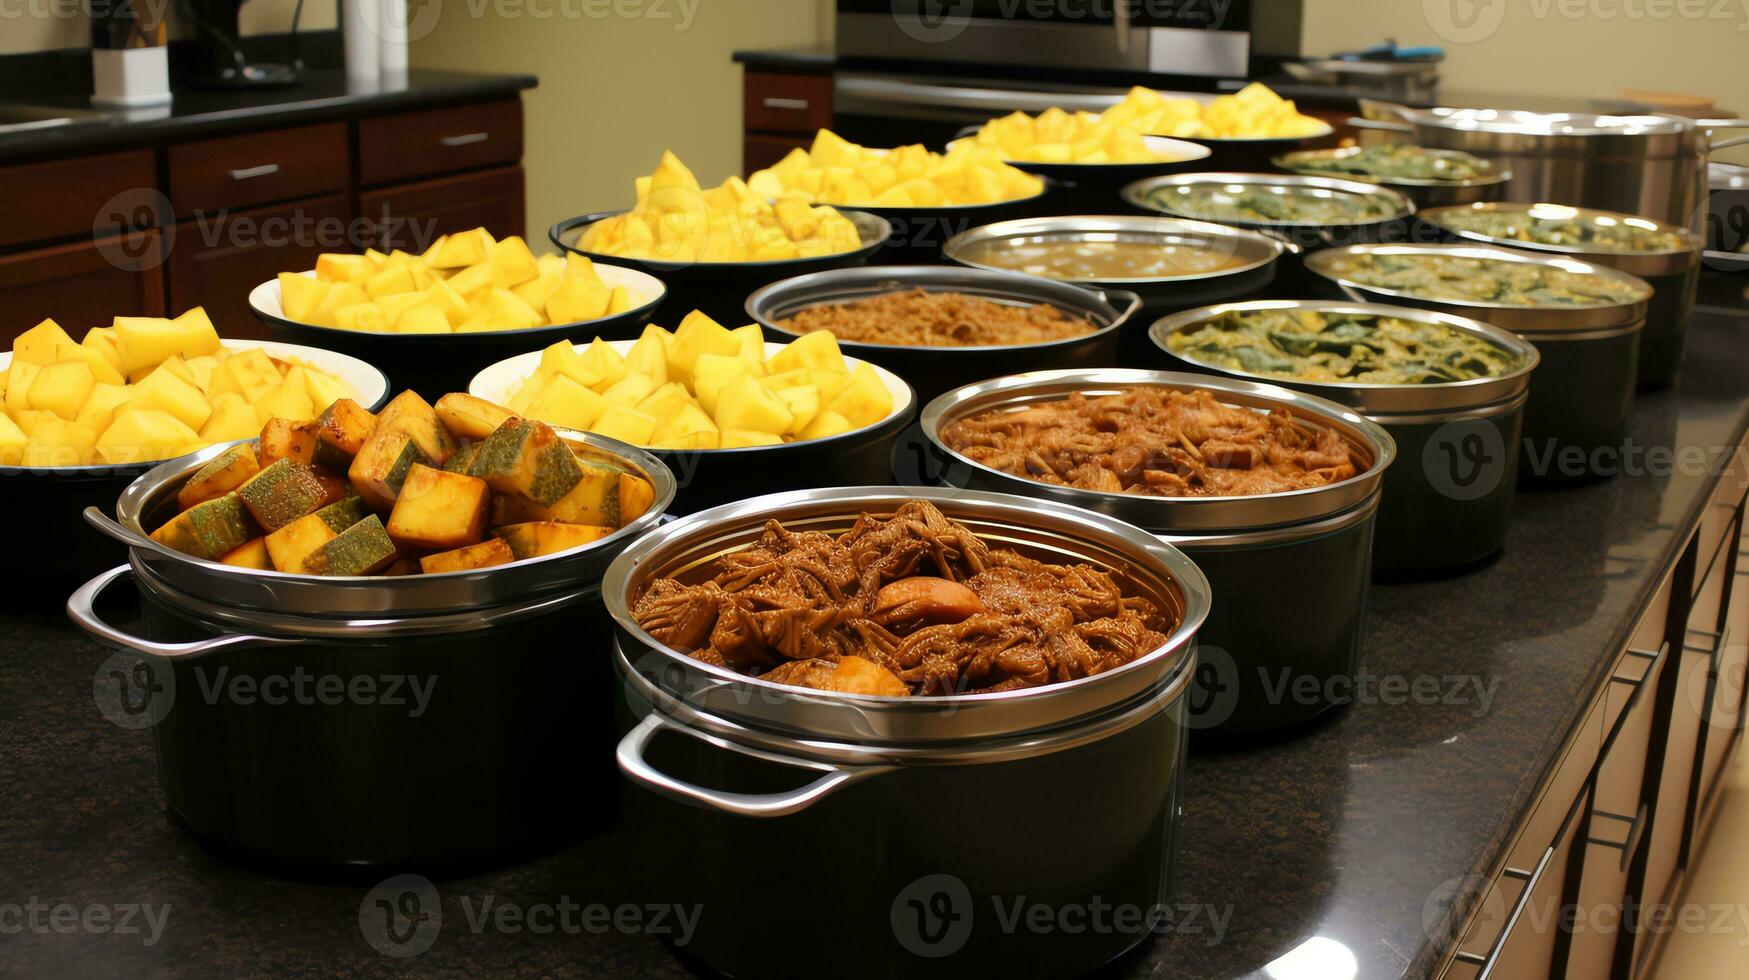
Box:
[13, 319, 75, 366]
[420, 537, 517, 574]
[526, 374, 608, 431]
[207, 349, 282, 404]
[799, 409, 852, 441]
[493, 521, 615, 560]
[27, 360, 94, 420]
[53, 342, 125, 386]
[265, 512, 339, 573]
[306, 398, 377, 469]
[24, 419, 98, 467]
[665, 310, 739, 384]
[302, 515, 398, 576]
[434, 393, 514, 441]
[278, 273, 331, 322]
[199, 393, 260, 443]
[491, 235, 541, 288]
[386, 463, 490, 550]
[219, 538, 273, 570]
[430, 227, 495, 269]
[766, 329, 846, 376]
[237, 457, 329, 531]
[178, 443, 262, 510]
[94, 409, 200, 465]
[824, 363, 894, 429]
[467, 418, 583, 506]
[127, 365, 212, 432]
[151, 493, 260, 560]
[589, 404, 659, 446]
[713, 374, 793, 436]
[258, 418, 318, 467]
[443, 442, 482, 474]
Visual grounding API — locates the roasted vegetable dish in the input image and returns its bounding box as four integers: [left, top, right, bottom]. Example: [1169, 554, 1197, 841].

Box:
[779, 289, 1096, 347]
[632, 499, 1173, 696]
[150, 390, 657, 575]
[0, 309, 356, 467]
[941, 387, 1362, 496]
[1282, 145, 1492, 182]
[1167, 308, 1522, 384]
[1427, 206, 1690, 253]
[1144, 182, 1402, 225]
[502, 311, 893, 449]
[1319, 252, 1650, 306]
[955, 234, 1257, 281]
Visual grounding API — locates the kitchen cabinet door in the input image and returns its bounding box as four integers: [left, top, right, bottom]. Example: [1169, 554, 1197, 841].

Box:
[165, 194, 350, 340]
[0, 231, 164, 343]
[356, 166, 526, 252]
[1450, 789, 1590, 979]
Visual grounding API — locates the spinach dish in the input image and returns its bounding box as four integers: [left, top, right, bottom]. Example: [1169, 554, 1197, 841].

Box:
[1285, 145, 1492, 183]
[1428, 206, 1690, 253]
[1319, 252, 1650, 307]
[1168, 307, 1521, 384]
[1145, 182, 1401, 225]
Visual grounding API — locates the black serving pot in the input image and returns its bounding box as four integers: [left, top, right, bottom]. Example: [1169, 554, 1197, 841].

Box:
[548, 209, 889, 327]
[606, 486, 1209, 979]
[916, 370, 1396, 736]
[470, 340, 918, 515]
[247, 266, 665, 400]
[1415, 202, 1701, 388]
[0, 340, 389, 600]
[949, 131, 1214, 214]
[1305, 243, 1651, 486]
[1151, 300, 1541, 579]
[66, 433, 676, 872]
[1175, 121, 1337, 171]
[845, 179, 1059, 265]
[745, 265, 1140, 406]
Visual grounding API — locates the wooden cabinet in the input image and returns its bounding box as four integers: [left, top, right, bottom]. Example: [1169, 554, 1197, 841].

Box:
[742, 70, 832, 175]
[0, 95, 527, 342]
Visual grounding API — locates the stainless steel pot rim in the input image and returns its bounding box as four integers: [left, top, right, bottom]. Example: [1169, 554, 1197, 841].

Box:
[744, 264, 1139, 355]
[1121, 171, 1418, 226]
[1419, 202, 1702, 271]
[1304, 243, 1654, 322]
[1148, 298, 1540, 414]
[941, 214, 1289, 285]
[549, 208, 891, 270]
[615, 638, 1192, 765]
[1158, 491, 1379, 549]
[103, 430, 675, 616]
[1270, 147, 1513, 188]
[827, 177, 1053, 213]
[1362, 386, 1530, 428]
[600, 485, 1211, 735]
[1403, 107, 1695, 137]
[920, 368, 1398, 533]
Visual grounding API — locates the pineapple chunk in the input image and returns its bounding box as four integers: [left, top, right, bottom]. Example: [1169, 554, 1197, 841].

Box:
[23, 418, 98, 467]
[94, 409, 200, 465]
[199, 393, 260, 443]
[713, 374, 793, 436]
[766, 329, 846, 376]
[386, 463, 491, 550]
[589, 404, 660, 446]
[824, 363, 894, 429]
[27, 360, 94, 419]
[13, 319, 75, 366]
[525, 374, 609, 431]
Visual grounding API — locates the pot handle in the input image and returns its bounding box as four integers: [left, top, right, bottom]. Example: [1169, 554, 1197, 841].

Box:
[1258, 228, 1306, 256]
[1710, 133, 1749, 154]
[1099, 288, 1144, 323]
[1345, 116, 1414, 135]
[616, 712, 895, 818]
[67, 565, 303, 660]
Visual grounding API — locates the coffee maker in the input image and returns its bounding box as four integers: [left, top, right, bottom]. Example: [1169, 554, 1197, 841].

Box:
[181, 0, 304, 87]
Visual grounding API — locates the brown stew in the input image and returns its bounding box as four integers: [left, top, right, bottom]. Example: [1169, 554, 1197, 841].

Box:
[779, 288, 1097, 347]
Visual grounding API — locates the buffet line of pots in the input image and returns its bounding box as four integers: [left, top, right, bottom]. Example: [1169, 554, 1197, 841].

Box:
[45, 101, 1739, 979]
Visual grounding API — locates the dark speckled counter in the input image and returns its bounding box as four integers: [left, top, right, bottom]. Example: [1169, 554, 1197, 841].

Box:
[3, 291, 1747, 978]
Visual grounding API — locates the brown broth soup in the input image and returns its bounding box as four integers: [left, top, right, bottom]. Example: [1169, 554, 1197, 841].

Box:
[956, 233, 1256, 281]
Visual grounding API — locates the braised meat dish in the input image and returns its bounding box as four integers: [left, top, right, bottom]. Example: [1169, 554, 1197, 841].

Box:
[940, 386, 1361, 496]
[631, 500, 1172, 696]
[779, 288, 1096, 347]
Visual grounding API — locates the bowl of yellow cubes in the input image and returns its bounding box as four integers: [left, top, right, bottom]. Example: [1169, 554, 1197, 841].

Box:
[548, 152, 889, 327]
[250, 227, 666, 398]
[468, 310, 914, 513]
[0, 308, 388, 591]
[1117, 84, 1336, 169]
[745, 130, 1055, 264]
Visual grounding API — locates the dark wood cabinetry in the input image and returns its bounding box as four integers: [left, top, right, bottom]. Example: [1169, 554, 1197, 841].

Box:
[742, 70, 832, 175]
[0, 94, 528, 344]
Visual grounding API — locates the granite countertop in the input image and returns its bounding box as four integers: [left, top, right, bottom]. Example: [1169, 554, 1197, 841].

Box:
[3, 288, 1747, 977]
[0, 68, 537, 164]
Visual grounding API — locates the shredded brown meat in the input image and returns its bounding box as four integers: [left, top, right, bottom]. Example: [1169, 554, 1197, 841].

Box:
[779, 288, 1096, 347]
[631, 500, 1171, 696]
[940, 387, 1361, 496]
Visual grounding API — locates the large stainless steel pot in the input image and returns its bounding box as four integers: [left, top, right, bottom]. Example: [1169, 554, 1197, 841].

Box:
[1150, 300, 1539, 578]
[915, 371, 1395, 735]
[607, 486, 1208, 978]
[1305, 243, 1650, 486]
[1418, 202, 1700, 388]
[1353, 101, 1749, 228]
[745, 265, 1141, 407]
[66, 433, 675, 871]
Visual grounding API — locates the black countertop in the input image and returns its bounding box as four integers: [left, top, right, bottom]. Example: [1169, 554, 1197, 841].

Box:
[0, 68, 537, 164]
[4, 289, 1748, 977]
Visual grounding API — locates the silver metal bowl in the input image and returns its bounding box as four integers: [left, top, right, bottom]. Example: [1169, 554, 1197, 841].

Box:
[1271, 146, 1511, 208]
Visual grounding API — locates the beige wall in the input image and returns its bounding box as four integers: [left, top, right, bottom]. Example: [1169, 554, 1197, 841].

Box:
[409, 0, 829, 247]
[1302, 0, 1746, 110]
[0, 0, 336, 56]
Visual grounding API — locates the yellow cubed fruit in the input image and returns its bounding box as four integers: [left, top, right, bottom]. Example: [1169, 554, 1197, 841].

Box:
[635, 382, 693, 422]
[27, 360, 95, 419]
[5, 360, 39, 416]
[824, 362, 894, 428]
[712, 374, 792, 436]
[253, 378, 315, 427]
[601, 372, 657, 406]
[0, 411, 25, 466]
[666, 310, 739, 385]
[24, 418, 99, 467]
[113, 310, 222, 376]
[335, 303, 390, 332]
[13, 319, 75, 365]
[623, 328, 669, 384]
[777, 384, 820, 436]
[94, 408, 201, 465]
[206, 348, 281, 403]
[544, 275, 611, 325]
[75, 383, 130, 434]
[720, 428, 784, 448]
[446, 260, 496, 298]
[799, 409, 852, 441]
[491, 235, 542, 288]
[525, 373, 609, 431]
[691, 353, 748, 416]
[589, 404, 660, 445]
[53, 342, 125, 386]
[127, 364, 212, 431]
[430, 227, 495, 269]
[365, 264, 418, 299]
[394, 303, 452, 334]
[315, 252, 373, 283]
[199, 392, 261, 442]
[766, 329, 846, 376]
[278, 273, 330, 322]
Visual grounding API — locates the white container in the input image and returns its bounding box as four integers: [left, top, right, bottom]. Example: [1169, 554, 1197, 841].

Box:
[91, 46, 171, 108]
[344, 0, 382, 89]
[380, 0, 410, 86]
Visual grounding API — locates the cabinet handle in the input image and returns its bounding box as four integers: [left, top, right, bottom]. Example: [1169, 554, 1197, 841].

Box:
[228, 163, 280, 180]
[1452, 848, 1554, 979]
[761, 97, 810, 110]
[1587, 802, 1649, 872]
[440, 132, 489, 147]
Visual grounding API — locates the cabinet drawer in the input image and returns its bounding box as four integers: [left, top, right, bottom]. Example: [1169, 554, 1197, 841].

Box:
[1452, 790, 1589, 979]
[0, 232, 165, 342]
[166, 194, 350, 341]
[167, 123, 347, 215]
[359, 99, 522, 186]
[357, 166, 526, 249]
[0, 149, 159, 249]
[744, 72, 832, 133]
[745, 134, 810, 175]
